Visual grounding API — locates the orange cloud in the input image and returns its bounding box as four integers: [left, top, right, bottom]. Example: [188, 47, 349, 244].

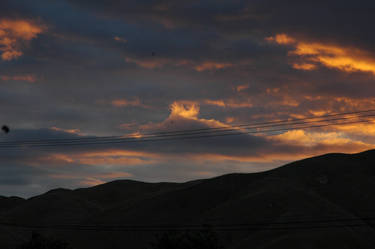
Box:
[271, 129, 373, 153]
[125, 56, 234, 72]
[40, 153, 74, 165]
[266, 87, 279, 94]
[266, 33, 295, 45]
[138, 100, 230, 134]
[114, 36, 127, 43]
[193, 61, 233, 71]
[204, 99, 226, 107]
[203, 99, 253, 108]
[79, 157, 146, 166]
[279, 96, 299, 107]
[334, 97, 375, 109]
[226, 117, 235, 123]
[184, 132, 373, 163]
[333, 121, 375, 136]
[75, 149, 161, 166]
[0, 74, 36, 83]
[309, 110, 329, 116]
[79, 172, 133, 186]
[50, 126, 81, 135]
[124, 131, 144, 139]
[301, 96, 375, 116]
[80, 178, 105, 186]
[236, 84, 249, 92]
[169, 101, 200, 119]
[111, 98, 150, 108]
[272, 130, 349, 146]
[35, 150, 161, 169]
[268, 33, 375, 75]
[292, 63, 317, 71]
[0, 19, 45, 60]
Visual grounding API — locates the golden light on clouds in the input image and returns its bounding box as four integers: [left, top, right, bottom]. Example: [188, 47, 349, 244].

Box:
[136, 100, 230, 136]
[236, 84, 249, 92]
[73, 149, 159, 166]
[203, 99, 253, 108]
[292, 63, 317, 71]
[226, 117, 235, 123]
[166, 101, 232, 128]
[125, 56, 234, 71]
[111, 98, 149, 108]
[49, 172, 133, 187]
[193, 61, 233, 71]
[268, 33, 375, 75]
[114, 36, 127, 43]
[38, 150, 161, 168]
[204, 99, 226, 107]
[334, 121, 375, 136]
[80, 178, 106, 186]
[0, 19, 45, 60]
[272, 130, 350, 146]
[266, 33, 295, 45]
[50, 126, 81, 135]
[270, 129, 373, 154]
[169, 101, 200, 119]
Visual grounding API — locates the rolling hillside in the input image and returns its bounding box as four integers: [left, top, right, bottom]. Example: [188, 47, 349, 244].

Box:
[1, 150, 375, 249]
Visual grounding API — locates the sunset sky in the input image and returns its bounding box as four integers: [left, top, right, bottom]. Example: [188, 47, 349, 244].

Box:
[1, 0, 375, 197]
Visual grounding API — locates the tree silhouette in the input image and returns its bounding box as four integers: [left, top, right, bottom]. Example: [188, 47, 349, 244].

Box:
[149, 229, 222, 249]
[16, 232, 72, 249]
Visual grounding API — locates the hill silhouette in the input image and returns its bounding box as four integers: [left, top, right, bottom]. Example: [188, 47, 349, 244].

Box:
[1, 149, 375, 249]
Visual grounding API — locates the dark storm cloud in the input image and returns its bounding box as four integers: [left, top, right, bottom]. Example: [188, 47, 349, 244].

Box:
[65, 0, 375, 42]
[66, 0, 246, 28]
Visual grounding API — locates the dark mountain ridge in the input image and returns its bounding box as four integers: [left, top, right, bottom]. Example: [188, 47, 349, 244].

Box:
[1, 149, 375, 249]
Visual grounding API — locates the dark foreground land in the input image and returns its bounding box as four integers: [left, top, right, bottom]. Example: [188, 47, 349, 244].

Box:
[1, 150, 375, 249]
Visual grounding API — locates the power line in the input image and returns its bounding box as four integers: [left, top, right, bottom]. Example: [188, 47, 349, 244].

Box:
[0, 114, 374, 150]
[143, 108, 375, 136]
[2, 109, 374, 146]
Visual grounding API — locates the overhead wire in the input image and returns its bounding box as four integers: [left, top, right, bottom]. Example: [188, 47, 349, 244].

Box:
[2, 109, 375, 145]
[0, 110, 374, 149]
